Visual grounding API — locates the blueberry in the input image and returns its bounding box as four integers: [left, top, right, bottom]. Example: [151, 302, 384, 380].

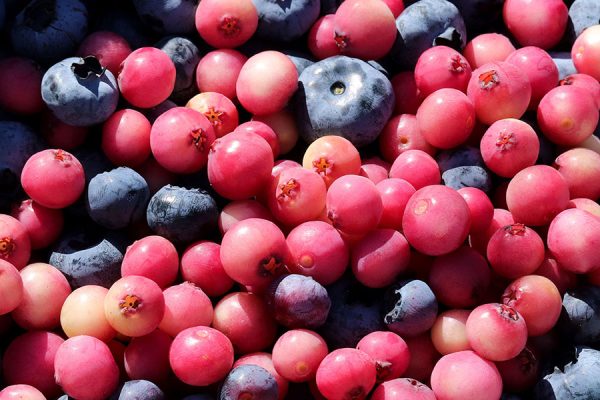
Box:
[266, 274, 331, 329]
[86, 167, 150, 230]
[252, 0, 321, 42]
[132, 0, 197, 35]
[155, 36, 200, 104]
[319, 274, 386, 349]
[569, 0, 600, 39]
[558, 285, 600, 345]
[391, 0, 467, 70]
[146, 185, 219, 244]
[144, 99, 178, 123]
[41, 56, 119, 126]
[436, 146, 485, 173]
[219, 365, 278, 400]
[49, 229, 126, 289]
[73, 147, 115, 186]
[94, 6, 152, 49]
[0, 121, 44, 211]
[295, 55, 395, 148]
[284, 50, 315, 77]
[109, 380, 165, 400]
[550, 51, 577, 80]
[10, 0, 88, 65]
[449, 0, 504, 37]
[442, 166, 492, 193]
[383, 279, 438, 337]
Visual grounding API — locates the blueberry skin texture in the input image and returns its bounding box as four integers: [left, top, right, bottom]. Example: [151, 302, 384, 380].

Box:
[10, 0, 88, 65]
[569, 0, 600, 39]
[266, 274, 331, 329]
[391, 0, 467, 70]
[146, 185, 219, 244]
[252, 0, 321, 42]
[133, 0, 196, 35]
[219, 365, 278, 400]
[41, 57, 119, 127]
[383, 279, 438, 337]
[295, 55, 395, 148]
[109, 380, 165, 400]
[436, 146, 485, 173]
[86, 167, 151, 230]
[0, 121, 44, 209]
[319, 274, 386, 349]
[49, 229, 126, 289]
[442, 166, 492, 193]
[558, 285, 600, 345]
[155, 36, 200, 104]
[285, 50, 315, 77]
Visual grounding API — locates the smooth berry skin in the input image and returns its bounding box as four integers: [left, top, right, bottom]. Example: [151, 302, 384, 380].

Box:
[60, 285, 116, 342]
[0, 385, 46, 400]
[430, 350, 502, 400]
[554, 148, 600, 200]
[121, 236, 179, 289]
[315, 348, 377, 400]
[403, 333, 441, 384]
[10, 199, 63, 250]
[0, 57, 44, 115]
[102, 109, 152, 168]
[12, 263, 71, 331]
[21, 149, 85, 209]
[389, 150, 440, 190]
[537, 85, 599, 146]
[502, 275, 562, 337]
[466, 303, 528, 362]
[252, 109, 299, 155]
[150, 107, 216, 174]
[41, 111, 88, 150]
[212, 292, 277, 354]
[467, 61, 531, 125]
[416, 88, 475, 149]
[285, 220, 349, 286]
[0, 216, 30, 271]
[572, 25, 600, 81]
[414, 46, 472, 97]
[196, 49, 247, 100]
[180, 243, 234, 300]
[302, 135, 362, 188]
[430, 309, 471, 355]
[332, 0, 397, 60]
[391, 72, 423, 115]
[104, 275, 166, 338]
[376, 178, 416, 231]
[0, 260, 23, 315]
[503, 0, 568, 50]
[402, 185, 471, 256]
[2, 330, 64, 398]
[186, 92, 239, 139]
[326, 174, 383, 236]
[356, 331, 410, 382]
[371, 378, 436, 400]
[208, 131, 274, 200]
[54, 335, 120, 400]
[463, 33, 516, 69]
[308, 14, 339, 60]
[77, 31, 132, 76]
[118, 47, 176, 108]
[351, 229, 411, 289]
[547, 208, 600, 274]
[560, 73, 600, 109]
[506, 165, 570, 226]
[504, 46, 559, 110]
[218, 199, 273, 235]
[486, 223, 545, 279]
[457, 187, 493, 234]
[159, 282, 213, 337]
[195, 0, 258, 49]
[170, 326, 234, 387]
[236, 51, 298, 116]
[124, 330, 173, 387]
[234, 121, 280, 158]
[272, 329, 329, 383]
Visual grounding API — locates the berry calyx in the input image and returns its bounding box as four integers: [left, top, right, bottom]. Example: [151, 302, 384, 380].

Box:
[190, 128, 208, 151]
[496, 131, 516, 150]
[277, 178, 299, 201]
[505, 223, 527, 236]
[219, 16, 241, 37]
[204, 106, 224, 127]
[0, 237, 15, 257]
[479, 70, 499, 90]
[313, 157, 333, 176]
[119, 294, 142, 314]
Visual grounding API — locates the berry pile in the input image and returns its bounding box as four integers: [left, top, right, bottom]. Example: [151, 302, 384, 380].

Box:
[0, 0, 600, 399]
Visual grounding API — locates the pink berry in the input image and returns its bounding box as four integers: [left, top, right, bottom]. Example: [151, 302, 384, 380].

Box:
[181, 241, 235, 297]
[21, 149, 85, 209]
[302, 135, 361, 188]
[534, 250, 577, 294]
[234, 120, 280, 158]
[0, 57, 44, 115]
[376, 178, 416, 231]
[10, 199, 63, 250]
[391, 72, 423, 115]
[457, 187, 494, 234]
[60, 285, 116, 342]
[196, 49, 247, 100]
[357, 331, 410, 382]
[389, 150, 440, 190]
[104, 275, 166, 337]
[186, 91, 239, 138]
[430, 350, 502, 400]
[0, 385, 46, 400]
[503, 0, 568, 49]
[195, 0, 258, 48]
[486, 223, 545, 279]
[495, 347, 539, 393]
[572, 25, 600, 81]
[236, 51, 298, 116]
[124, 329, 173, 386]
[121, 235, 179, 289]
[117, 47, 176, 108]
[252, 109, 300, 155]
[466, 303, 528, 361]
[0, 214, 31, 270]
[54, 335, 119, 400]
[559, 73, 600, 109]
[554, 148, 600, 200]
[159, 282, 213, 337]
[77, 31, 131, 76]
[463, 33, 516, 69]
[316, 348, 377, 400]
[308, 14, 339, 60]
[402, 185, 471, 256]
[272, 329, 329, 383]
[371, 378, 436, 400]
[102, 109, 152, 167]
[360, 157, 390, 185]
[430, 309, 471, 355]
[0, 259, 23, 315]
[40, 111, 88, 150]
[414, 46, 472, 97]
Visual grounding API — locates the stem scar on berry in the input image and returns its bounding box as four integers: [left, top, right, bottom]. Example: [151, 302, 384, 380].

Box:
[260, 256, 283, 276]
[278, 178, 299, 201]
[334, 32, 349, 50]
[505, 223, 527, 236]
[499, 304, 520, 321]
[449, 55, 467, 73]
[496, 131, 516, 151]
[219, 16, 241, 37]
[0, 237, 15, 257]
[204, 106, 224, 126]
[190, 128, 208, 151]
[313, 157, 333, 176]
[479, 70, 499, 90]
[119, 294, 142, 314]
